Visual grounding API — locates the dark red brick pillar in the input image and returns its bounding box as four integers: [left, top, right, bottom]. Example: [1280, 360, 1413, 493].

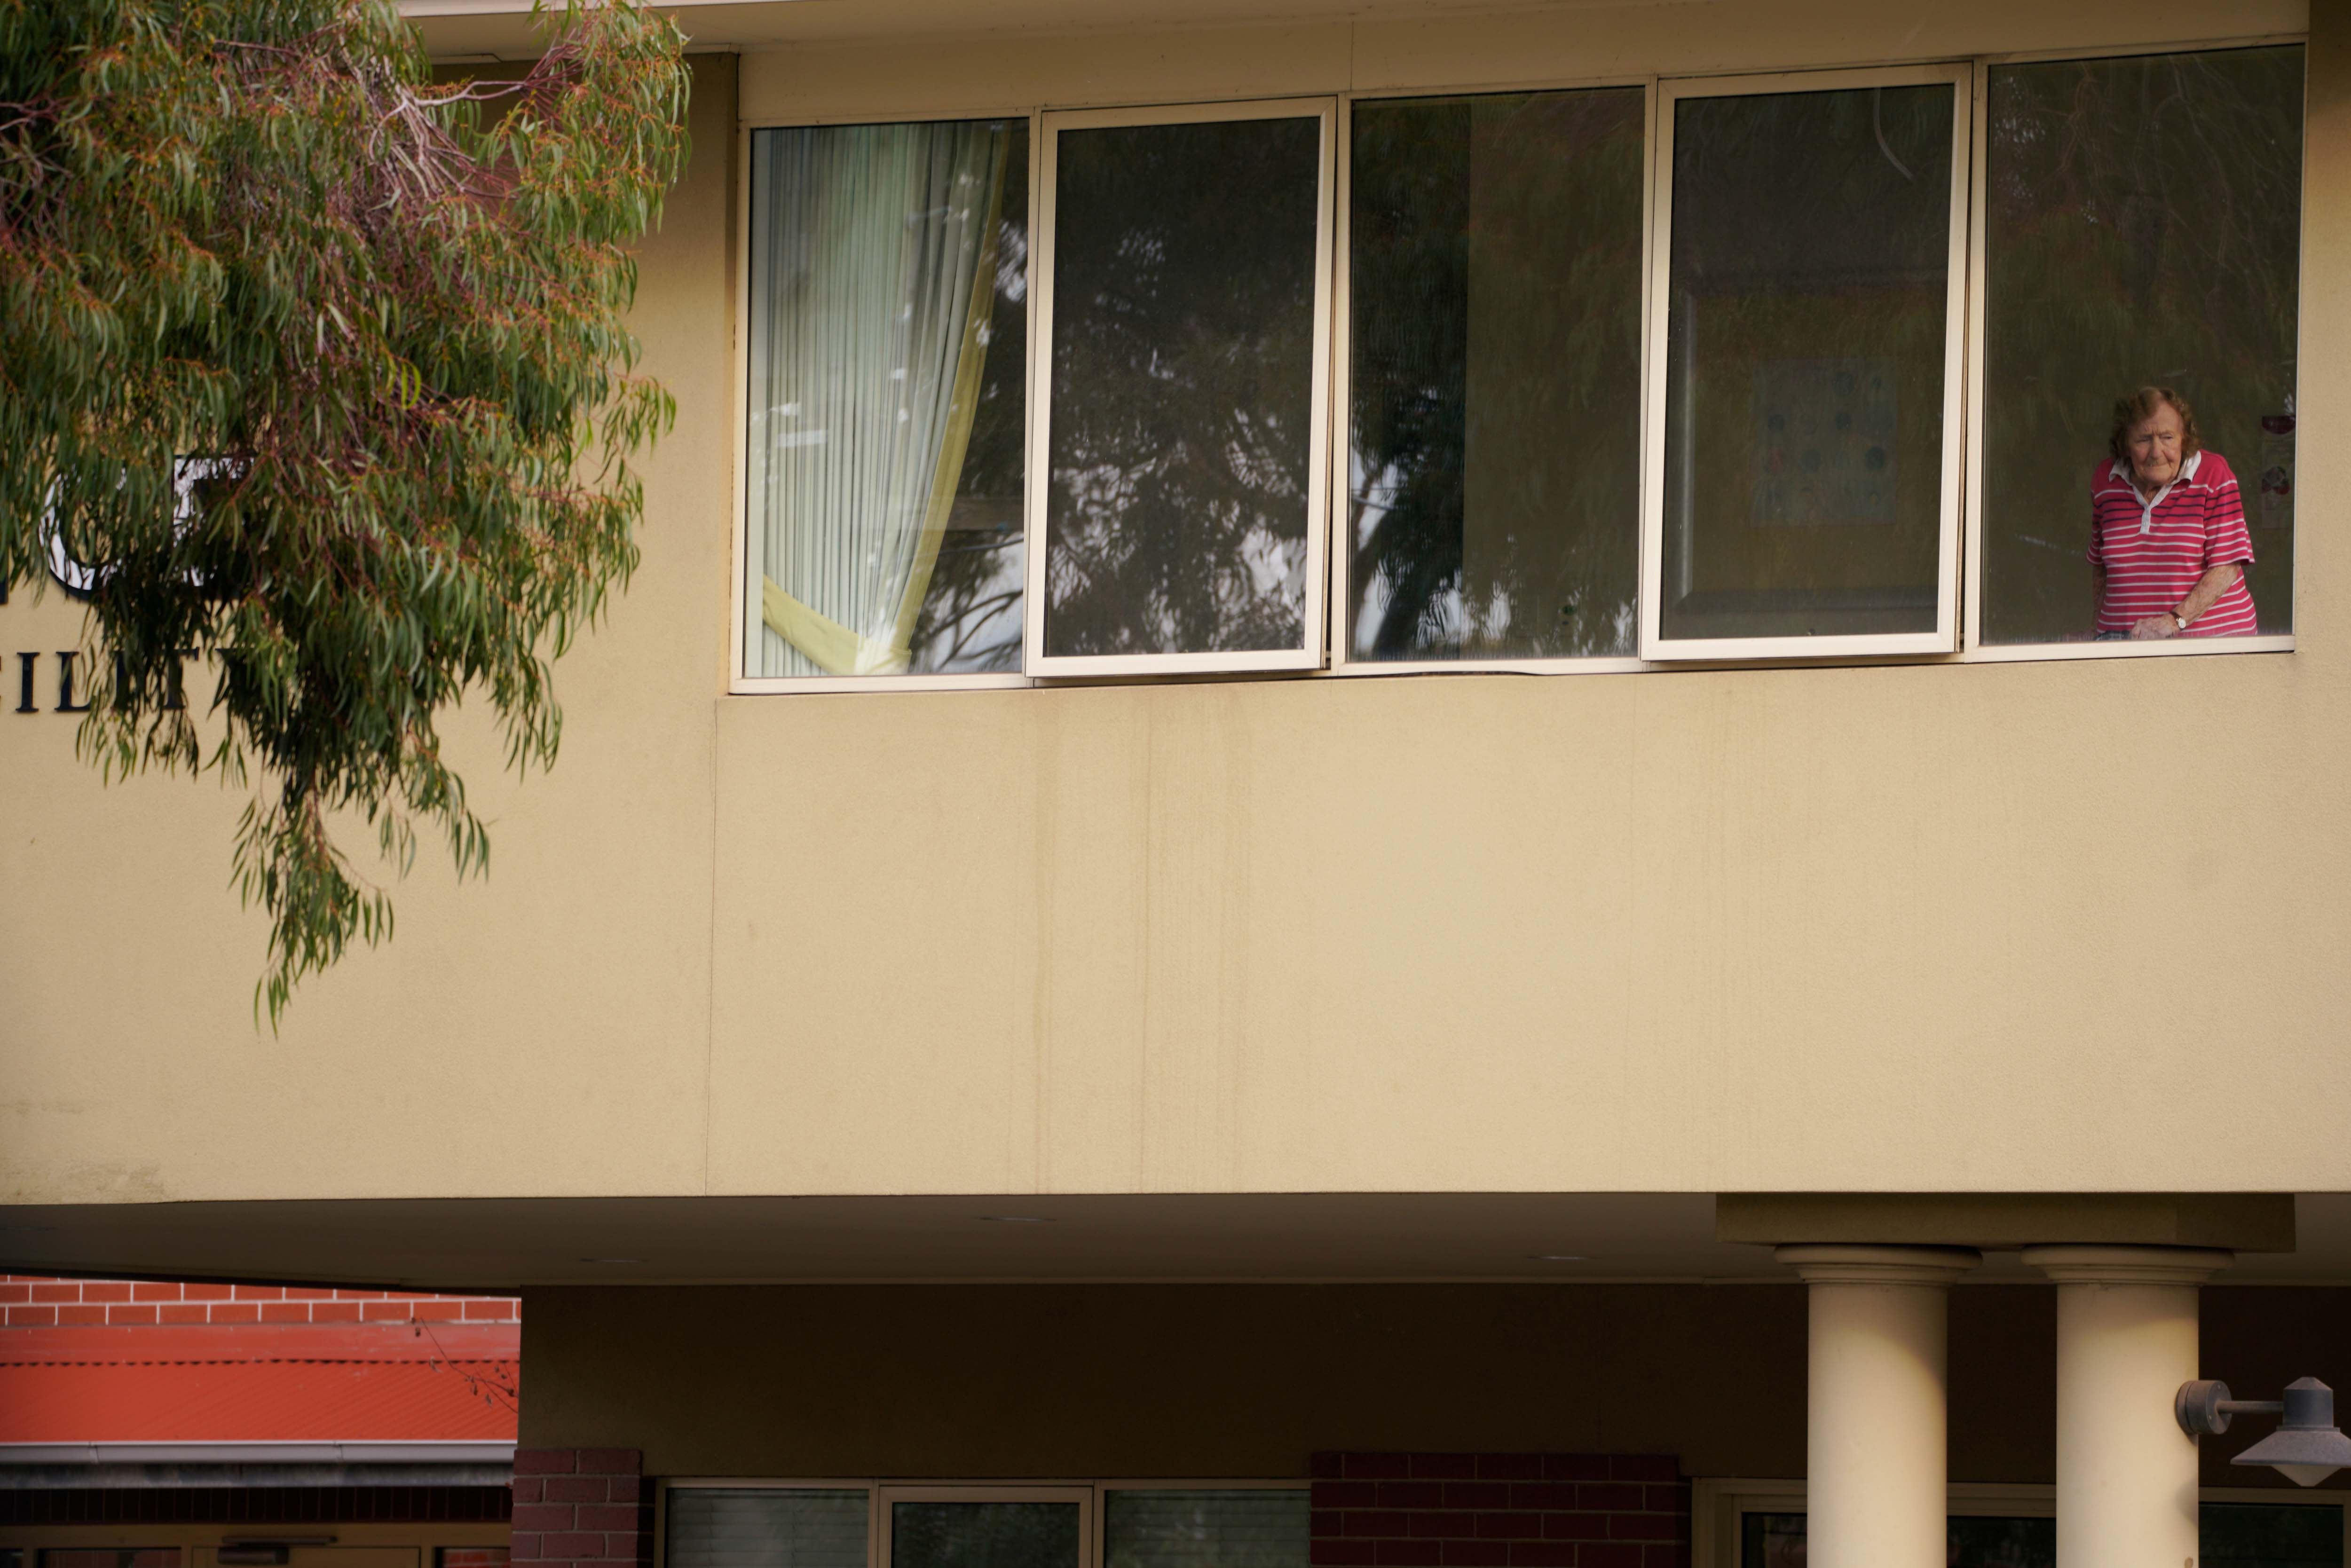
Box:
[513, 1449, 652, 1568]
[1309, 1453, 1690, 1568]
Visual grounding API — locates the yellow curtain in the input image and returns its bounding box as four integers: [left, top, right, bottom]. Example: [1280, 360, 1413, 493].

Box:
[760, 127, 1011, 677]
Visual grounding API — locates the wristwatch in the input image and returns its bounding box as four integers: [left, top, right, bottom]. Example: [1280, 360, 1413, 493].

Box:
[2172, 612, 2190, 632]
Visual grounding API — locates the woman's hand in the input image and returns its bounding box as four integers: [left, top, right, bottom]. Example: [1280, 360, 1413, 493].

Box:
[2129, 614, 2179, 640]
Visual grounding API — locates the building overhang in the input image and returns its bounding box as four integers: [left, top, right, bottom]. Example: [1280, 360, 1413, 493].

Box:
[1715, 1192, 2299, 1253]
[2, 1192, 2348, 1292]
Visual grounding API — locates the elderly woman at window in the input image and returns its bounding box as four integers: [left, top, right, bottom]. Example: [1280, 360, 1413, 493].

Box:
[2090, 386, 2258, 639]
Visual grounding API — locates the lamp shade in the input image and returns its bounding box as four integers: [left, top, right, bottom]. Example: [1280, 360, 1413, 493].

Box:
[2232, 1379, 2351, 1487]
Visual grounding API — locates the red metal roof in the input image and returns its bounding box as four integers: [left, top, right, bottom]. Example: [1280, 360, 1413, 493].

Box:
[0, 1323, 518, 1443]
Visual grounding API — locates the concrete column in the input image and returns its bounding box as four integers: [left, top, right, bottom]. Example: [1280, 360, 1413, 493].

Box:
[2023, 1245, 2234, 1568]
[1776, 1245, 1981, 1568]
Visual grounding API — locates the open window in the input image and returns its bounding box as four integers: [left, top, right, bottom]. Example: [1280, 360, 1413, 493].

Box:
[739, 117, 1032, 686]
[1967, 44, 2303, 654]
[1640, 65, 1971, 660]
[1025, 100, 1337, 678]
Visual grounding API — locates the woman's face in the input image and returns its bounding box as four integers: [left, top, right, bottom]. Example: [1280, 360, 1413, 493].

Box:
[2127, 403, 2186, 490]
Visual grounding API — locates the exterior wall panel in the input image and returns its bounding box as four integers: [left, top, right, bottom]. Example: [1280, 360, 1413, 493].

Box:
[2, 4, 2347, 1206]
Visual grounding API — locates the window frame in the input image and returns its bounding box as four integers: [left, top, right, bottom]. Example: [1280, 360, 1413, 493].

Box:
[1637, 61, 1975, 664]
[878, 1484, 1097, 1568]
[1691, 1478, 2351, 1568]
[726, 35, 2307, 695]
[1956, 37, 2306, 664]
[728, 109, 1047, 696]
[655, 1479, 1309, 1568]
[1325, 80, 1657, 678]
[1023, 96, 1341, 680]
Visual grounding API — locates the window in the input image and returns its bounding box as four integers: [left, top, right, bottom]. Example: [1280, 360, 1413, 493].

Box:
[1739, 1504, 2343, 1568]
[1028, 102, 1337, 676]
[1972, 45, 2304, 649]
[1102, 1490, 1309, 1568]
[742, 118, 1030, 681]
[1696, 1482, 2347, 1568]
[736, 39, 2305, 689]
[663, 1485, 1308, 1568]
[1344, 87, 1646, 663]
[886, 1493, 1087, 1568]
[1643, 66, 1970, 658]
[667, 1489, 870, 1568]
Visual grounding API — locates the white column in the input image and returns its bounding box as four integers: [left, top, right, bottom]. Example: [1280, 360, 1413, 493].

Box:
[2023, 1245, 2234, 1568]
[1777, 1245, 1981, 1568]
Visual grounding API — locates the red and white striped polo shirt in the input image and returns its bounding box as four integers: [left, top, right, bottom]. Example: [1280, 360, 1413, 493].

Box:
[2088, 449, 2258, 637]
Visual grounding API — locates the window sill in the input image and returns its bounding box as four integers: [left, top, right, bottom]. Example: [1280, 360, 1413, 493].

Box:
[723, 635, 2295, 693]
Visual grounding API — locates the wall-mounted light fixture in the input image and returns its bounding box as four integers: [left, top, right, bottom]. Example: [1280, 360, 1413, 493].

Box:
[2177, 1378, 2351, 1487]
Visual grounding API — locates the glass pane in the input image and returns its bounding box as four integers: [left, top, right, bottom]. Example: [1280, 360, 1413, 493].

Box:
[2204, 1502, 2344, 1568]
[1660, 83, 1956, 643]
[1348, 89, 1644, 660]
[893, 1502, 1081, 1568]
[668, 1488, 869, 1568]
[745, 120, 1028, 678]
[1044, 115, 1323, 658]
[1737, 1506, 2345, 1568]
[1106, 1490, 1310, 1568]
[1980, 47, 2302, 645]
[1741, 1514, 2057, 1568]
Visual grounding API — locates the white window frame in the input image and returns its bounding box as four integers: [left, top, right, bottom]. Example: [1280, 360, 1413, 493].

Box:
[1636, 62, 1974, 664]
[1324, 80, 1656, 679]
[1019, 97, 1339, 680]
[879, 1485, 1097, 1568]
[1691, 1478, 2351, 1568]
[728, 110, 1045, 696]
[656, 1479, 1308, 1568]
[1956, 37, 2304, 663]
[726, 38, 2308, 694]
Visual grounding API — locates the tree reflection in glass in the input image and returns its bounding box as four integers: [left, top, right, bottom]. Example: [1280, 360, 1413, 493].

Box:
[1349, 88, 1645, 659]
[1043, 116, 1322, 659]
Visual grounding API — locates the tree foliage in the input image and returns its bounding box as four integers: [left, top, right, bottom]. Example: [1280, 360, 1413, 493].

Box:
[0, 0, 689, 1020]
[1042, 117, 1321, 658]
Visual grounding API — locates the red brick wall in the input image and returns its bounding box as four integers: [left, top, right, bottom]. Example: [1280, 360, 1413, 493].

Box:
[0, 1275, 521, 1328]
[1310, 1454, 1690, 1568]
[512, 1449, 649, 1568]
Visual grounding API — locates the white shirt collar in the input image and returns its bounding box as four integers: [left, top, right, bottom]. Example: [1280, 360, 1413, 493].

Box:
[2128, 449, 2201, 532]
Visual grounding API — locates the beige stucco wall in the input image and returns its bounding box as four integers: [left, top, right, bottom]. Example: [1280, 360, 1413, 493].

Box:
[4, 0, 2347, 1210]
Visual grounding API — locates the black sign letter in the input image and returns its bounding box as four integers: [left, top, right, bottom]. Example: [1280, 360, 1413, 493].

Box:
[55, 651, 91, 713]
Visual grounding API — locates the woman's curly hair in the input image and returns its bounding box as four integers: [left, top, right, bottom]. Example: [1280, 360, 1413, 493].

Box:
[2110, 386, 2202, 463]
